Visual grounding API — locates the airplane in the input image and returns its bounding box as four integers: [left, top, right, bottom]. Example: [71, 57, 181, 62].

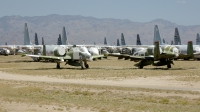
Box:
[22, 45, 93, 69]
[0, 48, 10, 56]
[174, 41, 194, 60]
[88, 46, 108, 60]
[108, 41, 179, 69]
[171, 28, 200, 60]
[151, 26, 199, 60]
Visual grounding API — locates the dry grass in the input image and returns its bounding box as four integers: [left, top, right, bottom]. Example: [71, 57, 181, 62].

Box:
[1, 55, 200, 111]
[0, 80, 200, 112]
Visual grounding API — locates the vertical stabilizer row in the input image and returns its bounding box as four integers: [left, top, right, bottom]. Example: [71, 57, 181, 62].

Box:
[174, 28, 181, 45]
[57, 34, 62, 45]
[136, 34, 142, 45]
[62, 27, 67, 45]
[196, 33, 200, 45]
[121, 33, 126, 45]
[104, 37, 107, 45]
[24, 23, 31, 45]
[153, 25, 162, 45]
[35, 33, 39, 45]
[117, 39, 120, 46]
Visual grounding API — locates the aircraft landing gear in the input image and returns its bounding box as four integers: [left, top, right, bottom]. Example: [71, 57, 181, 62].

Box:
[85, 64, 89, 68]
[56, 62, 61, 69]
[80, 60, 84, 69]
[167, 64, 171, 68]
[138, 65, 143, 69]
[84, 60, 89, 69]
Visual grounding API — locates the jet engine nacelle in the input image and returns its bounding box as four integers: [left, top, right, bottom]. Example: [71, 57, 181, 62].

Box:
[3, 48, 10, 55]
[194, 46, 200, 53]
[88, 47, 99, 55]
[53, 47, 65, 56]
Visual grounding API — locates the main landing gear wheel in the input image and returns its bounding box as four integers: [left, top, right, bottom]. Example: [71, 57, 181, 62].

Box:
[167, 64, 171, 68]
[85, 64, 89, 68]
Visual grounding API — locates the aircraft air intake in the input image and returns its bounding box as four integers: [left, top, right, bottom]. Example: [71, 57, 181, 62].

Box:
[53, 47, 65, 56]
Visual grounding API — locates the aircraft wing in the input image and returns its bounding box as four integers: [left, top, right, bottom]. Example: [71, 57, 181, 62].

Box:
[92, 54, 107, 60]
[108, 53, 130, 59]
[22, 54, 71, 62]
[129, 56, 154, 62]
[63, 55, 72, 60]
[33, 55, 72, 61]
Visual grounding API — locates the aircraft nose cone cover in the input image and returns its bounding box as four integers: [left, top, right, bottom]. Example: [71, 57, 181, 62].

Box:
[6, 49, 10, 54]
[86, 52, 92, 59]
[54, 47, 65, 56]
[89, 47, 99, 55]
[173, 47, 179, 57]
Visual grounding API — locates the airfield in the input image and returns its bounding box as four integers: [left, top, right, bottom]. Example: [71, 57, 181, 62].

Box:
[0, 55, 200, 112]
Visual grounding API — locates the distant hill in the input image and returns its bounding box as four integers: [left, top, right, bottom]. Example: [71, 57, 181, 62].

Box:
[0, 14, 200, 45]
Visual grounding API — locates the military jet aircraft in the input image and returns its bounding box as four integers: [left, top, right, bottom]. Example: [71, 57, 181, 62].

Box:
[22, 45, 93, 69]
[88, 46, 108, 60]
[109, 41, 179, 69]
[22, 45, 108, 69]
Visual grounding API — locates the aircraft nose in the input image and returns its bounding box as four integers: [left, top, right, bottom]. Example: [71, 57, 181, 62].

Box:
[85, 52, 92, 59]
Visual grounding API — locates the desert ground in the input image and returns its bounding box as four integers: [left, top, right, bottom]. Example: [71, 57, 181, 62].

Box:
[0, 55, 200, 112]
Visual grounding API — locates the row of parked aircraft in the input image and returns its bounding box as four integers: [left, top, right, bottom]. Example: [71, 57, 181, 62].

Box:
[1, 23, 200, 69]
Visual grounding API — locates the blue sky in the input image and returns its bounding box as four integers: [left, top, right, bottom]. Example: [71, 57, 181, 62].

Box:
[0, 0, 199, 26]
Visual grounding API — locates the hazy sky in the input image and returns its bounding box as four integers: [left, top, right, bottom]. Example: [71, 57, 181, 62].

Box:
[0, 0, 199, 26]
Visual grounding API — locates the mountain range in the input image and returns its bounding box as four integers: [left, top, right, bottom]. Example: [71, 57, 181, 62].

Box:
[0, 14, 200, 45]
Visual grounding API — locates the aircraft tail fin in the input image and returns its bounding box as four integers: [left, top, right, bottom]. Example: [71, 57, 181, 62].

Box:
[154, 41, 161, 61]
[162, 39, 165, 44]
[24, 23, 31, 45]
[174, 28, 181, 45]
[121, 33, 126, 45]
[35, 33, 39, 45]
[43, 45, 46, 56]
[196, 33, 200, 45]
[42, 37, 44, 45]
[62, 27, 67, 45]
[171, 40, 174, 45]
[104, 37, 107, 45]
[117, 39, 120, 46]
[153, 25, 162, 45]
[136, 34, 142, 45]
[57, 34, 62, 45]
[187, 41, 194, 58]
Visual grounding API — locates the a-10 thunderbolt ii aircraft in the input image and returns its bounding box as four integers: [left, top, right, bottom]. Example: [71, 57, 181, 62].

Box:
[22, 45, 107, 69]
[109, 41, 180, 69]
